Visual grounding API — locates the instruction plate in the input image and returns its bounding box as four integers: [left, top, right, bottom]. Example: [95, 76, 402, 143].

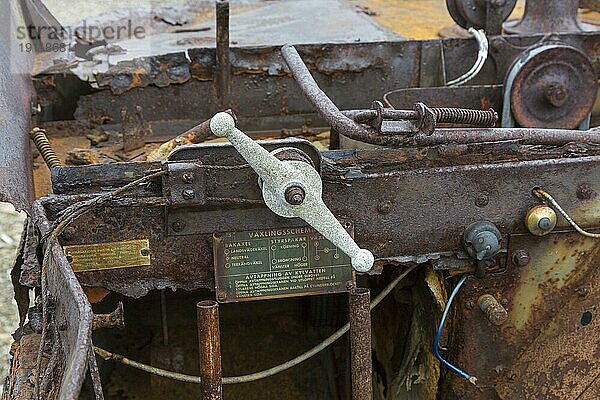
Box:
[213, 224, 355, 303]
[64, 239, 151, 272]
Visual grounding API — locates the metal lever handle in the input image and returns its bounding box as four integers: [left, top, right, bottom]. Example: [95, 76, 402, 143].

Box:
[210, 112, 374, 272]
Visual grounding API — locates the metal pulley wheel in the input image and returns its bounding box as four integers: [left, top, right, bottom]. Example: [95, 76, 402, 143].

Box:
[504, 44, 597, 129]
[446, 0, 516, 30]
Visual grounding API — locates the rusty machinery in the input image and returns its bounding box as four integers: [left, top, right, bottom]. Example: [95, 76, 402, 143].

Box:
[3, 0, 600, 399]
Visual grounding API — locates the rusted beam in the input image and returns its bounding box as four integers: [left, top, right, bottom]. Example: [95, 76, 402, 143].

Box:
[197, 300, 222, 400]
[349, 288, 372, 400]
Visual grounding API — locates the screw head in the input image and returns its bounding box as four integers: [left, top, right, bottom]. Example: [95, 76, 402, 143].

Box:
[182, 172, 194, 183]
[377, 201, 393, 214]
[285, 186, 305, 205]
[475, 193, 489, 208]
[537, 217, 553, 231]
[171, 219, 185, 232]
[512, 249, 530, 267]
[182, 188, 195, 200]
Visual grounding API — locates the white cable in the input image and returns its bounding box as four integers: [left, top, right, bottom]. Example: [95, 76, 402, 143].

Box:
[447, 28, 488, 87]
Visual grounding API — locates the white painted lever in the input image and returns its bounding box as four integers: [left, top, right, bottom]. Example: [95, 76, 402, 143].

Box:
[210, 112, 374, 272]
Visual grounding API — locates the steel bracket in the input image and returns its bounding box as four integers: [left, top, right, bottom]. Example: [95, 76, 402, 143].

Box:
[162, 161, 207, 206]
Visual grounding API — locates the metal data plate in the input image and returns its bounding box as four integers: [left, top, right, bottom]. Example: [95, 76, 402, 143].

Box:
[213, 224, 355, 303]
[63, 239, 151, 272]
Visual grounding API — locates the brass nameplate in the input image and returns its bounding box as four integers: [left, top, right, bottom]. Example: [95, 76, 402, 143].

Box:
[213, 225, 355, 303]
[64, 239, 151, 272]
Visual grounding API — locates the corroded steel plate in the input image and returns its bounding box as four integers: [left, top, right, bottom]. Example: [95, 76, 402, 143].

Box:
[213, 225, 355, 303]
[64, 239, 151, 272]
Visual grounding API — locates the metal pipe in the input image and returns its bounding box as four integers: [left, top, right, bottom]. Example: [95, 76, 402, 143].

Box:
[197, 300, 222, 400]
[281, 44, 387, 146]
[349, 288, 372, 400]
[215, 0, 230, 109]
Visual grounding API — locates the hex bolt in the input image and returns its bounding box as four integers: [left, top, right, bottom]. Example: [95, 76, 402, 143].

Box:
[171, 219, 186, 232]
[512, 249, 530, 267]
[478, 294, 508, 326]
[182, 188, 196, 200]
[182, 172, 194, 183]
[284, 186, 305, 205]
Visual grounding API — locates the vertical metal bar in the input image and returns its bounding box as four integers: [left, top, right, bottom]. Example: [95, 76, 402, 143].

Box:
[197, 300, 222, 400]
[349, 288, 372, 400]
[160, 290, 169, 345]
[215, 0, 230, 109]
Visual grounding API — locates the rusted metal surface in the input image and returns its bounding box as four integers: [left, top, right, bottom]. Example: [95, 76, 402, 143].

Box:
[215, 0, 231, 110]
[146, 110, 235, 161]
[349, 288, 372, 400]
[508, 44, 597, 129]
[0, 0, 35, 211]
[121, 105, 152, 152]
[70, 32, 600, 131]
[446, 230, 600, 399]
[504, 0, 598, 34]
[40, 142, 600, 298]
[197, 300, 222, 400]
[30, 201, 94, 400]
[92, 302, 125, 331]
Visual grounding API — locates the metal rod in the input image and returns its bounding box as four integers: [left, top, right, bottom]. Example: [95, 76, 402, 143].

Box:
[161, 291, 169, 346]
[215, 0, 230, 109]
[197, 300, 222, 400]
[349, 288, 372, 400]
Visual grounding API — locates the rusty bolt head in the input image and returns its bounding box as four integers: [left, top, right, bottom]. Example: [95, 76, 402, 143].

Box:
[377, 200, 393, 214]
[576, 184, 596, 201]
[182, 172, 194, 183]
[478, 294, 508, 326]
[182, 188, 195, 200]
[217, 292, 227, 302]
[171, 219, 185, 232]
[475, 193, 489, 208]
[285, 186, 305, 205]
[346, 281, 355, 291]
[512, 249, 530, 267]
[544, 83, 569, 108]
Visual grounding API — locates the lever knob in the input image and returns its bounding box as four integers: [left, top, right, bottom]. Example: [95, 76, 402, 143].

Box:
[210, 112, 374, 272]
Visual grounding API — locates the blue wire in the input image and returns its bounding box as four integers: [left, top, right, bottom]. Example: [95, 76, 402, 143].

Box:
[433, 274, 474, 381]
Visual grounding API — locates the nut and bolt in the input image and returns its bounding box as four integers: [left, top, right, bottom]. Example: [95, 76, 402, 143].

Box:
[171, 219, 186, 232]
[182, 172, 194, 183]
[544, 83, 569, 108]
[285, 186, 305, 205]
[478, 294, 508, 326]
[182, 188, 195, 200]
[512, 249, 530, 267]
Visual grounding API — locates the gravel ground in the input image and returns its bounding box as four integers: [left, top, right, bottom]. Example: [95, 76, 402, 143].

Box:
[0, 203, 26, 388]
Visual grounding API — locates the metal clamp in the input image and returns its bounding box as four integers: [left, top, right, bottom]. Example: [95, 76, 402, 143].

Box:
[209, 112, 374, 272]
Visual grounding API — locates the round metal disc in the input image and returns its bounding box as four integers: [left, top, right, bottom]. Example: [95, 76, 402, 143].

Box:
[446, 0, 517, 29]
[510, 45, 597, 129]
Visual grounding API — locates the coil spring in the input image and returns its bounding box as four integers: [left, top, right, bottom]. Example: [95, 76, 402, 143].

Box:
[30, 127, 61, 169]
[432, 107, 498, 127]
